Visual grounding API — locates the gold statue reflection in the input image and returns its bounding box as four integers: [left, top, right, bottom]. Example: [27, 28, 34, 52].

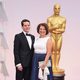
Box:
[47, 3, 66, 74]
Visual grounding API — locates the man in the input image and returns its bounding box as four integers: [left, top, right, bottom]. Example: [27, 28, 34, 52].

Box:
[13, 19, 35, 80]
[47, 4, 66, 74]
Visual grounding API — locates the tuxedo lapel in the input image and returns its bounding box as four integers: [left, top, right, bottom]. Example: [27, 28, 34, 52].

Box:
[30, 35, 34, 49]
[30, 36, 33, 49]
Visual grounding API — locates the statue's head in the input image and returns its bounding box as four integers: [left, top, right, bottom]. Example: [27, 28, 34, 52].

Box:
[53, 3, 61, 15]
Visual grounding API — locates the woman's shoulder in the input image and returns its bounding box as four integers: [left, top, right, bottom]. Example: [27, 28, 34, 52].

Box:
[45, 36, 51, 40]
[47, 36, 52, 42]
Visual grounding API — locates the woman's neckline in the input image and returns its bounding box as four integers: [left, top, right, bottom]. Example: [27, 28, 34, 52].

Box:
[39, 35, 47, 38]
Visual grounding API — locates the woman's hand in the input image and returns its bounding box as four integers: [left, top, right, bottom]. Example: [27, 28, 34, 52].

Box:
[40, 63, 46, 69]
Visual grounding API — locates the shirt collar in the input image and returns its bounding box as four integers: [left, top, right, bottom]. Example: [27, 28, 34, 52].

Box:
[23, 31, 28, 35]
[23, 31, 30, 36]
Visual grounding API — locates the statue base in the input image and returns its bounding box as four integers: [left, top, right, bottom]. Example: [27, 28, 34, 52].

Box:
[53, 68, 65, 80]
[53, 74, 65, 80]
[53, 68, 64, 75]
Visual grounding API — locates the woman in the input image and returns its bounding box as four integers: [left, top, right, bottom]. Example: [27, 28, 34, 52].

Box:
[31, 23, 53, 80]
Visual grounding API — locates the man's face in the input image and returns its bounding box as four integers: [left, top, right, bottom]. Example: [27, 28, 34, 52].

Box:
[22, 21, 30, 33]
[54, 4, 60, 15]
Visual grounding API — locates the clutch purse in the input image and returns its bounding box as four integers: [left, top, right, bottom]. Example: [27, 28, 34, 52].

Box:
[38, 60, 51, 67]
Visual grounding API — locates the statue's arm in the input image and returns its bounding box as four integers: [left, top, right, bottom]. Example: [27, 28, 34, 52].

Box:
[56, 19, 66, 34]
[47, 19, 59, 32]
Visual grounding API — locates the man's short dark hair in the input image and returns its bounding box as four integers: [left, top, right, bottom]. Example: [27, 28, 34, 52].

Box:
[37, 23, 49, 35]
[21, 19, 30, 26]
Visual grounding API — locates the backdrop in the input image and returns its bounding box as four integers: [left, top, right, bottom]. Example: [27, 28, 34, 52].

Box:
[0, 0, 80, 80]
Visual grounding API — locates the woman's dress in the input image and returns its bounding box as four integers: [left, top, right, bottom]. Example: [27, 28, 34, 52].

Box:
[31, 36, 53, 80]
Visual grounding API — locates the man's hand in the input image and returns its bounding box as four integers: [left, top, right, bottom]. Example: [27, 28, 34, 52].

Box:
[17, 65, 23, 71]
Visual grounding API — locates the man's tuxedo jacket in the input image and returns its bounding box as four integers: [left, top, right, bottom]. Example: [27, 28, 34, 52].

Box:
[14, 32, 35, 67]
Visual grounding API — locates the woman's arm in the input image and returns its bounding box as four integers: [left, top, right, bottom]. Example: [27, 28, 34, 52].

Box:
[40, 38, 53, 69]
[44, 38, 53, 65]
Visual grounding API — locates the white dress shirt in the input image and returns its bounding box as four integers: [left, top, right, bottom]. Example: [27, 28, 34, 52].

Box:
[25, 33, 32, 49]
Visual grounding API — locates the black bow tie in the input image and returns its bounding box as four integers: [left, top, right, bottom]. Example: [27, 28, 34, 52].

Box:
[26, 33, 30, 36]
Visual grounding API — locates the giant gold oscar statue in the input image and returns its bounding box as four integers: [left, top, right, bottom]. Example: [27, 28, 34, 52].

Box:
[47, 4, 66, 75]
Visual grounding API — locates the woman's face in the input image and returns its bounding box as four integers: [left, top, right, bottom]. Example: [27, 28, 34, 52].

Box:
[39, 25, 46, 37]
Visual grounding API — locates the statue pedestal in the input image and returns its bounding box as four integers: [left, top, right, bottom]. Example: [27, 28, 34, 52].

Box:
[53, 74, 65, 80]
[52, 68, 65, 80]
